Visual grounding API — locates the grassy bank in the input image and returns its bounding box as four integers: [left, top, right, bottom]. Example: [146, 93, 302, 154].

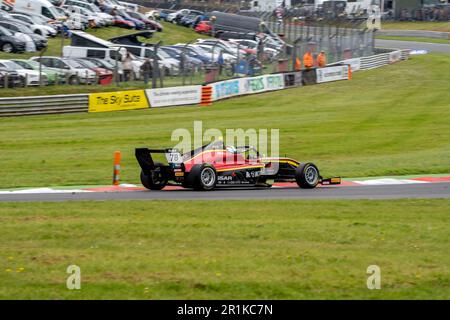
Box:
[377, 35, 450, 45]
[1, 54, 449, 188]
[0, 199, 448, 299]
[381, 21, 450, 32]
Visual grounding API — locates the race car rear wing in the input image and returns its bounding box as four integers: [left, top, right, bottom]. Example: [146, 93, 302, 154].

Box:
[135, 148, 183, 172]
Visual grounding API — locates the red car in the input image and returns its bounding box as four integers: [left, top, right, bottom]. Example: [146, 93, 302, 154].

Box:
[75, 59, 113, 85]
[136, 141, 340, 191]
[114, 18, 135, 29]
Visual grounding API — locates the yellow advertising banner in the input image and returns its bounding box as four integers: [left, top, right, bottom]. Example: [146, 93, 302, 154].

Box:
[89, 90, 149, 113]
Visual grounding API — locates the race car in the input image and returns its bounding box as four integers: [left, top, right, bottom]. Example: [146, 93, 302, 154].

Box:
[135, 140, 341, 191]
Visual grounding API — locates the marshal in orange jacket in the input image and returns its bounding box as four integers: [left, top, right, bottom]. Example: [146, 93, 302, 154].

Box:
[303, 51, 315, 69]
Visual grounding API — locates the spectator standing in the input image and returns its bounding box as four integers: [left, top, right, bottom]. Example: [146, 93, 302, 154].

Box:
[122, 52, 133, 82]
[140, 58, 152, 85]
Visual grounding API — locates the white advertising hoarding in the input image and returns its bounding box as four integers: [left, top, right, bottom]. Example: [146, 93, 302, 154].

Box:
[145, 86, 202, 108]
[316, 66, 349, 83]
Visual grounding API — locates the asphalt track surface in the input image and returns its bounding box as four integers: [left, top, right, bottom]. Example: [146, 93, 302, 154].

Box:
[0, 182, 449, 201]
[375, 39, 450, 53]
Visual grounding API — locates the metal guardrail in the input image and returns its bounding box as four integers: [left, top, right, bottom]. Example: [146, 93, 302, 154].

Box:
[360, 53, 390, 69]
[0, 94, 89, 117]
[360, 49, 410, 70]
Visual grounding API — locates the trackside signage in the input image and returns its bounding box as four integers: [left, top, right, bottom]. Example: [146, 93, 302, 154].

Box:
[145, 86, 202, 108]
[316, 66, 349, 83]
[241, 74, 285, 94]
[88, 90, 149, 112]
[211, 78, 241, 101]
[212, 74, 285, 101]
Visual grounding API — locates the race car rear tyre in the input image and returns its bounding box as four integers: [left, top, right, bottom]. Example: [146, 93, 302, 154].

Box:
[188, 164, 217, 191]
[140, 163, 167, 190]
[295, 163, 320, 189]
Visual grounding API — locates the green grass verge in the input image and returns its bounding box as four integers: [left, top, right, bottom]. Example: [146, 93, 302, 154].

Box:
[381, 21, 450, 32]
[0, 199, 448, 299]
[1, 54, 449, 188]
[377, 35, 450, 45]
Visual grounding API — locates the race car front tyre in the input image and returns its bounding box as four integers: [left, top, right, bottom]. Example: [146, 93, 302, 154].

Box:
[140, 163, 167, 190]
[188, 164, 217, 191]
[295, 163, 320, 189]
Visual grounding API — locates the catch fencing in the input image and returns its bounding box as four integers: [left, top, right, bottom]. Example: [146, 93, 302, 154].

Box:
[0, 49, 409, 117]
[264, 17, 375, 65]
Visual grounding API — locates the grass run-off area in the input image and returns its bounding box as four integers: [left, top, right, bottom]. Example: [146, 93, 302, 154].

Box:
[377, 35, 450, 45]
[381, 21, 450, 32]
[0, 199, 448, 299]
[1, 53, 450, 188]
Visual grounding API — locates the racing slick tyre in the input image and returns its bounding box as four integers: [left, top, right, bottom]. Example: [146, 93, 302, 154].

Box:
[187, 164, 217, 191]
[295, 163, 320, 189]
[140, 163, 167, 190]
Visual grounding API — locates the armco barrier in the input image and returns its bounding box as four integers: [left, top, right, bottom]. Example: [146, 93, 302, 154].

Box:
[0, 94, 88, 117]
[360, 49, 410, 70]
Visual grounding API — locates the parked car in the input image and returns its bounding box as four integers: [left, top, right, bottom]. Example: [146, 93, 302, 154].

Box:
[160, 46, 203, 71]
[61, 0, 114, 25]
[112, 15, 135, 29]
[194, 44, 237, 64]
[170, 44, 213, 64]
[152, 9, 174, 21]
[73, 58, 113, 85]
[11, 59, 65, 85]
[10, 13, 57, 37]
[0, 25, 26, 53]
[172, 9, 203, 25]
[126, 11, 162, 32]
[115, 9, 146, 30]
[30, 56, 97, 85]
[195, 39, 246, 56]
[0, 67, 23, 88]
[83, 57, 124, 78]
[0, 21, 48, 51]
[0, 60, 47, 86]
[61, 5, 105, 27]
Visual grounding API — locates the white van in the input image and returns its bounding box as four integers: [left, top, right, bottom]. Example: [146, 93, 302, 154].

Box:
[119, 1, 139, 12]
[10, 0, 66, 21]
[63, 31, 142, 78]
